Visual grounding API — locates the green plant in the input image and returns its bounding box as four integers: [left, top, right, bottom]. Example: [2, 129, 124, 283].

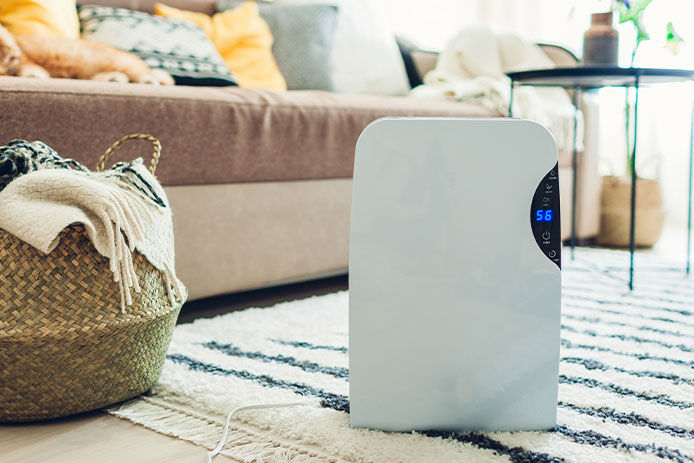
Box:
[615, 0, 684, 177]
[615, 0, 684, 65]
[616, 0, 652, 65]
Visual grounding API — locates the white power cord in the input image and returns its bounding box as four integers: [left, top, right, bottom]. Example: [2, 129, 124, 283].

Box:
[205, 402, 316, 463]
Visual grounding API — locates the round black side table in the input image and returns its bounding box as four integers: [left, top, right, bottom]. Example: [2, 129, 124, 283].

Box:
[507, 66, 694, 289]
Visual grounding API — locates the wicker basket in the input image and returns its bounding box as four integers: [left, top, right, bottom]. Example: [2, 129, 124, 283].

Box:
[0, 135, 184, 422]
[597, 175, 666, 248]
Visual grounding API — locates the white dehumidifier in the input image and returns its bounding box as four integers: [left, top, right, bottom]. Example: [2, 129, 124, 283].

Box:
[349, 118, 561, 432]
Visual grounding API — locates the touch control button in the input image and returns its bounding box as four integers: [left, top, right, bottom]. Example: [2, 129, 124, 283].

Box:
[548, 250, 557, 258]
[542, 231, 551, 240]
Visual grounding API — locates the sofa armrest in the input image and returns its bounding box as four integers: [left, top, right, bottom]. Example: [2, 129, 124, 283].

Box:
[411, 50, 439, 82]
[537, 43, 579, 67]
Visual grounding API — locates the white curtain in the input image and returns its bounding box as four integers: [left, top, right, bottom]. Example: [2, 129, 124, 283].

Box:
[378, 0, 693, 63]
[377, 0, 589, 52]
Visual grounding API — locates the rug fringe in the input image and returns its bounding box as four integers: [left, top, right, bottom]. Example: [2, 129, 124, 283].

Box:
[109, 398, 330, 463]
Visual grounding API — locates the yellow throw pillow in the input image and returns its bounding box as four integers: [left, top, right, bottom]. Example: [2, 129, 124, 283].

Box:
[155, 2, 286, 91]
[0, 0, 79, 39]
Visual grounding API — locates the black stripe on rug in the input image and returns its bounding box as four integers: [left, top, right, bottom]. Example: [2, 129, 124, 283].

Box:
[558, 402, 694, 439]
[560, 339, 694, 367]
[167, 353, 350, 412]
[562, 302, 694, 330]
[561, 324, 694, 353]
[269, 339, 349, 353]
[201, 341, 349, 379]
[563, 272, 694, 296]
[553, 425, 693, 463]
[562, 313, 692, 339]
[420, 430, 565, 463]
[559, 375, 694, 409]
[563, 285, 694, 308]
[561, 356, 694, 386]
[564, 293, 694, 317]
[571, 256, 692, 285]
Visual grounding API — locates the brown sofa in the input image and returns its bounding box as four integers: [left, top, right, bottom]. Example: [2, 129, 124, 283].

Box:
[0, 1, 600, 300]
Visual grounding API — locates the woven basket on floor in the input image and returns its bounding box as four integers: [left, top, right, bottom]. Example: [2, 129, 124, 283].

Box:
[0, 134, 184, 422]
[597, 175, 666, 248]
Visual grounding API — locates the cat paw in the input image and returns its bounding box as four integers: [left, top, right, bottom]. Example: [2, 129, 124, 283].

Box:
[137, 74, 160, 86]
[17, 65, 50, 79]
[141, 69, 175, 86]
[0, 53, 20, 75]
[92, 71, 128, 83]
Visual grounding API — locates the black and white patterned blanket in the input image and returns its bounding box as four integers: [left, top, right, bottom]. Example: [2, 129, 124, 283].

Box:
[112, 248, 694, 463]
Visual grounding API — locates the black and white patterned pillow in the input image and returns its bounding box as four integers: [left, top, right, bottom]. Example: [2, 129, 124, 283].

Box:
[79, 5, 238, 87]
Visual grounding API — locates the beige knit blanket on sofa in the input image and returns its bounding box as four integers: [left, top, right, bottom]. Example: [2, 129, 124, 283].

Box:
[411, 26, 583, 153]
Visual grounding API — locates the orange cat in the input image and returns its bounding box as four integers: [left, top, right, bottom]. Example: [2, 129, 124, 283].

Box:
[0, 23, 173, 85]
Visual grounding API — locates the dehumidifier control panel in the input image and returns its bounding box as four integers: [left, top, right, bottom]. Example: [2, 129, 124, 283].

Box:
[530, 162, 561, 268]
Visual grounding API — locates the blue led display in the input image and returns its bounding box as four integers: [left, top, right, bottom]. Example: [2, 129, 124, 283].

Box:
[535, 209, 553, 222]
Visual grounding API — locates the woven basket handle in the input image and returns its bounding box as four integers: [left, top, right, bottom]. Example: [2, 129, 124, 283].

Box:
[96, 134, 161, 174]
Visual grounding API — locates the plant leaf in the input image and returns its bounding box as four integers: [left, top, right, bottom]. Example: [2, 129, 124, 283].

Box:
[634, 14, 650, 43]
[616, 0, 653, 23]
[665, 21, 684, 54]
[616, 0, 652, 46]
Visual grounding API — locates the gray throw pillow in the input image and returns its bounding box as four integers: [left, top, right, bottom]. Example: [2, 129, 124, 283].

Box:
[216, 0, 338, 91]
[79, 5, 239, 87]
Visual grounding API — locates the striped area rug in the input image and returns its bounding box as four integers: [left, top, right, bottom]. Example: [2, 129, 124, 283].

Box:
[110, 248, 694, 463]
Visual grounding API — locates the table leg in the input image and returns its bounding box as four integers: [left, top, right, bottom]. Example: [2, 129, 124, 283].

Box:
[571, 87, 580, 260]
[509, 82, 514, 117]
[687, 103, 694, 274]
[629, 79, 640, 290]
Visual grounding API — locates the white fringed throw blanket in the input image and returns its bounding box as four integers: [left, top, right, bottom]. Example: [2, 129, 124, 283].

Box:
[0, 142, 185, 311]
[411, 26, 583, 153]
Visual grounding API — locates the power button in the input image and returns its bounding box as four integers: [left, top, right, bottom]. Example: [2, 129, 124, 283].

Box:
[542, 231, 551, 240]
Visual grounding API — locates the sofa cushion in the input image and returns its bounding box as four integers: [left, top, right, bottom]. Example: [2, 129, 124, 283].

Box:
[79, 5, 238, 87]
[0, 76, 496, 186]
[78, 0, 215, 14]
[273, 0, 410, 96]
[154, 2, 285, 90]
[217, 0, 339, 91]
[0, 0, 79, 39]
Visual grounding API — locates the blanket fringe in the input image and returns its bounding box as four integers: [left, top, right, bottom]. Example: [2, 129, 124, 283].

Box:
[95, 176, 184, 313]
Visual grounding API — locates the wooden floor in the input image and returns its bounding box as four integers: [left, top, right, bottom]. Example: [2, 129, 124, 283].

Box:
[0, 412, 235, 463]
[0, 275, 348, 463]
